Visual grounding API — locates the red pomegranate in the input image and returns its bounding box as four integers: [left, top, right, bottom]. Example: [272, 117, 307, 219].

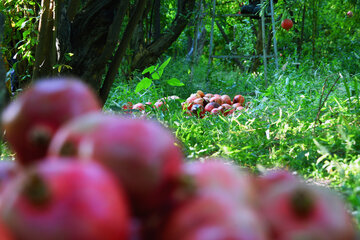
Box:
[220, 95, 231, 105]
[210, 108, 221, 115]
[233, 95, 245, 106]
[260, 182, 356, 239]
[77, 118, 184, 216]
[122, 102, 133, 110]
[1, 159, 130, 240]
[256, 169, 298, 194]
[0, 160, 19, 194]
[0, 220, 13, 240]
[154, 101, 168, 111]
[48, 113, 116, 157]
[190, 104, 205, 118]
[177, 160, 256, 205]
[281, 18, 293, 31]
[133, 103, 145, 111]
[209, 96, 223, 105]
[162, 193, 267, 240]
[347, 11, 353, 17]
[204, 102, 220, 112]
[1, 77, 101, 165]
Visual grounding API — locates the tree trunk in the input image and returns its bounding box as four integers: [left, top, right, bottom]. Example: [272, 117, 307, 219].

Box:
[0, 13, 10, 141]
[153, 0, 161, 40]
[130, 0, 195, 72]
[250, 19, 263, 73]
[312, 0, 318, 63]
[99, 0, 147, 104]
[215, 20, 244, 70]
[32, 0, 57, 81]
[297, 2, 306, 59]
[60, 0, 129, 91]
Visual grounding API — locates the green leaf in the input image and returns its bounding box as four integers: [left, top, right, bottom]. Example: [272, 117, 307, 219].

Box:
[135, 77, 152, 93]
[15, 19, 26, 28]
[152, 71, 160, 80]
[159, 57, 171, 71]
[167, 78, 184, 86]
[158, 57, 171, 77]
[142, 65, 155, 75]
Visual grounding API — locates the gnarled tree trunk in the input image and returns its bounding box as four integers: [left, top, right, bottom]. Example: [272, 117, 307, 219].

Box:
[130, 0, 195, 72]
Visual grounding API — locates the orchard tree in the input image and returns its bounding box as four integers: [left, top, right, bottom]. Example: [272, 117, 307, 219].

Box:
[5, 0, 195, 105]
[0, 13, 9, 123]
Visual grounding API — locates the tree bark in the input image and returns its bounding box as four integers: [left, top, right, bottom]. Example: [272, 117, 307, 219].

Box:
[130, 0, 195, 72]
[99, 0, 147, 104]
[62, 0, 128, 91]
[215, 20, 244, 70]
[0, 13, 10, 141]
[153, 0, 161, 40]
[32, 0, 57, 81]
[250, 19, 263, 73]
[297, 2, 306, 59]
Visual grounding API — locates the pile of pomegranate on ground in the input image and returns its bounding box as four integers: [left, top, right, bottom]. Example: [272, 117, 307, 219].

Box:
[124, 90, 249, 118]
[181, 90, 248, 118]
[0, 77, 358, 240]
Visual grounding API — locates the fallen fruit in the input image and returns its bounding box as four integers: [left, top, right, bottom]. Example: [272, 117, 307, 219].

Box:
[1, 77, 101, 165]
[78, 117, 184, 216]
[1, 159, 130, 240]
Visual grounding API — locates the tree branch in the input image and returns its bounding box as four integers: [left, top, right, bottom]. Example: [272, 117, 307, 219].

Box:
[99, 0, 147, 104]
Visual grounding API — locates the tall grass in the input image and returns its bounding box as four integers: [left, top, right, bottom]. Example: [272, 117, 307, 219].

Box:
[105, 57, 360, 224]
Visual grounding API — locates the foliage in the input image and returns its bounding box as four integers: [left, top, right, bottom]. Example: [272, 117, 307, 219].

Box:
[1, 0, 39, 83]
[2, 0, 360, 228]
[135, 57, 184, 93]
[105, 57, 360, 225]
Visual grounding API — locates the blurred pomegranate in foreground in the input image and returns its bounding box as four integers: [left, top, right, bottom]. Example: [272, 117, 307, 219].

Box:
[260, 181, 356, 240]
[1, 78, 101, 165]
[77, 117, 184, 216]
[1, 159, 130, 240]
[177, 160, 256, 205]
[48, 113, 115, 157]
[162, 193, 267, 240]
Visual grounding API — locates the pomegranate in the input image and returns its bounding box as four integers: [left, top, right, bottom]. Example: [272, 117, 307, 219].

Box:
[204, 102, 220, 112]
[193, 98, 204, 106]
[210, 108, 221, 115]
[176, 160, 256, 205]
[204, 93, 213, 99]
[233, 94, 245, 106]
[48, 113, 116, 157]
[0, 220, 12, 240]
[209, 96, 222, 105]
[154, 101, 167, 111]
[220, 95, 231, 105]
[122, 102, 133, 110]
[132, 103, 145, 111]
[232, 103, 242, 108]
[77, 118, 183, 216]
[256, 169, 298, 194]
[1, 77, 101, 165]
[281, 18, 293, 31]
[202, 97, 210, 107]
[1, 159, 130, 240]
[347, 11, 353, 17]
[260, 182, 356, 239]
[190, 104, 205, 118]
[196, 90, 205, 98]
[0, 160, 19, 194]
[162, 193, 267, 240]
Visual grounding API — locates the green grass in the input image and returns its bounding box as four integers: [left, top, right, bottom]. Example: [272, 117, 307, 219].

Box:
[105, 58, 360, 225]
